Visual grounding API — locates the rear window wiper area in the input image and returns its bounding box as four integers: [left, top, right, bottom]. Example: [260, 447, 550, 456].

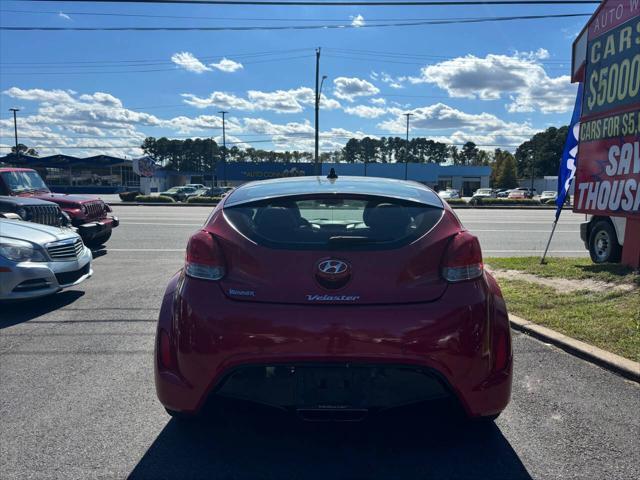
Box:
[327, 236, 384, 246]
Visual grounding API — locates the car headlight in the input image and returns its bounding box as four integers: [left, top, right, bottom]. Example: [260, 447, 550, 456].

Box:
[80, 204, 88, 214]
[0, 238, 47, 262]
[61, 211, 72, 226]
[16, 207, 30, 220]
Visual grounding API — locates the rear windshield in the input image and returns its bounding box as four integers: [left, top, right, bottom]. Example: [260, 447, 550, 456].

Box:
[224, 195, 443, 250]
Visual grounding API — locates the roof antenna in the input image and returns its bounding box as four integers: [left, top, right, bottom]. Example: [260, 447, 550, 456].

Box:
[327, 168, 338, 179]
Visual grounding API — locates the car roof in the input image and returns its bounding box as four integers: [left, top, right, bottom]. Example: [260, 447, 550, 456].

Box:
[0, 167, 37, 173]
[225, 175, 443, 208]
[0, 195, 58, 207]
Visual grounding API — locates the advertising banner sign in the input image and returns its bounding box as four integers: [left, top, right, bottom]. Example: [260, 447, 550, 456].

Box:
[573, 0, 640, 217]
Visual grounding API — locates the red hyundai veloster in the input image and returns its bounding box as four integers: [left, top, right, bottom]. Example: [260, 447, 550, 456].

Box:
[155, 174, 512, 421]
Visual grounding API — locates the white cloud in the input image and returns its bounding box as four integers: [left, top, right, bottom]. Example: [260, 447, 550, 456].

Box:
[351, 14, 365, 27]
[209, 57, 244, 73]
[58, 12, 71, 20]
[344, 105, 387, 118]
[181, 92, 254, 111]
[181, 87, 341, 114]
[171, 52, 211, 73]
[0, 87, 246, 157]
[333, 77, 380, 102]
[411, 50, 576, 114]
[370, 98, 386, 105]
[378, 103, 536, 147]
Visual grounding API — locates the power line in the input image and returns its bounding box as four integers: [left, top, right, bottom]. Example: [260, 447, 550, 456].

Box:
[0, 9, 597, 23]
[0, 13, 592, 31]
[0, 48, 312, 65]
[22, 0, 602, 6]
[0, 54, 313, 74]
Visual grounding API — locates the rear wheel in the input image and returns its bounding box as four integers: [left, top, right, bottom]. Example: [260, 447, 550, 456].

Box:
[588, 220, 622, 263]
[164, 407, 197, 421]
[84, 231, 112, 249]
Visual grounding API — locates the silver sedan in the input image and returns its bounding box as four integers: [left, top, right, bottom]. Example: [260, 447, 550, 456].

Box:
[0, 219, 93, 300]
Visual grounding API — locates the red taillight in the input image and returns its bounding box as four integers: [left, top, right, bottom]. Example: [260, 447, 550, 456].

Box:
[442, 231, 484, 282]
[493, 328, 510, 372]
[185, 230, 225, 281]
[158, 329, 175, 371]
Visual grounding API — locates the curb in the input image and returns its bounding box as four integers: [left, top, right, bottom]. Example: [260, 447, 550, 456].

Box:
[509, 314, 640, 383]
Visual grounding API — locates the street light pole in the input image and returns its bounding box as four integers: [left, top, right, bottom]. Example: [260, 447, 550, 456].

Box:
[9, 108, 19, 156]
[404, 113, 413, 180]
[219, 111, 228, 185]
[314, 47, 321, 176]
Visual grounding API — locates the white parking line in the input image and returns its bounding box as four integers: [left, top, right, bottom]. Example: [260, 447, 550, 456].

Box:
[118, 222, 202, 226]
[107, 249, 185, 252]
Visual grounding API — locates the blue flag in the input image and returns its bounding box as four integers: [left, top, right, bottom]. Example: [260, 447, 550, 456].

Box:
[556, 83, 583, 220]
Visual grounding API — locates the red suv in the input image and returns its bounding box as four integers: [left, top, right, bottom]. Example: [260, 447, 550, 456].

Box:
[155, 175, 512, 422]
[0, 168, 119, 247]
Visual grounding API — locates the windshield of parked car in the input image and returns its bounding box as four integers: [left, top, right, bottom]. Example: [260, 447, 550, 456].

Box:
[476, 189, 492, 194]
[225, 195, 443, 250]
[1, 171, 50, 193]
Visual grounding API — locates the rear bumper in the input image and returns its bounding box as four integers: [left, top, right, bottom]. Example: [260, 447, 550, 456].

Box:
[155, 273, 512, 418]
[77, 216, 119, 240]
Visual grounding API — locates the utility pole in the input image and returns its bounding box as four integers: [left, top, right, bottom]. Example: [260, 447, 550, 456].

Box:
[314, 47, 321, 176]
[9, 108, 19, 156]
[404, 113, 413, 180]
[530, 154, 535, 195]
[219, 111, 228, 185]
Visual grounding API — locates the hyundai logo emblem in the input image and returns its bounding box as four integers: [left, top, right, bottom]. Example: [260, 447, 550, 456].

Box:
[317, 259, 349, 275]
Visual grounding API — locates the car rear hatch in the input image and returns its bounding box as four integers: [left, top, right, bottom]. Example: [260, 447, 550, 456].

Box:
[208, 192, 459, 305]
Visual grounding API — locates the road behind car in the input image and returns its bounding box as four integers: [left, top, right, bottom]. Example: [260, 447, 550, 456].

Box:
[2, 206, 636, 480]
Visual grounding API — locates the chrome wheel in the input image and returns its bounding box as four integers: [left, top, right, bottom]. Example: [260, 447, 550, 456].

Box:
[593, 230, 611, 262]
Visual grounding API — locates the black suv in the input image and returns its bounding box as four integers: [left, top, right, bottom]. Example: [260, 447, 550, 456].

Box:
[0, 195, 70, 227]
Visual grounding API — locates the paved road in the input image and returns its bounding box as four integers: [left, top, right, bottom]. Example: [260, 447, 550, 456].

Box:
[104, 205, 589, 257]
[2, 207, 638, 480]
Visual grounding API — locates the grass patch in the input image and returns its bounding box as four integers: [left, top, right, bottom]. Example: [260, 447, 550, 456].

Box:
[186, 196, 222, 204]
[486, 256, 639, 286]
[499, 279, 639, 361]
[134, 195, 175, 203]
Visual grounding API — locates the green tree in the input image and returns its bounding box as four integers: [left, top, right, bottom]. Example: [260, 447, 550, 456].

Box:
[495, 155, 518, 189]
[515, 126, 569, 177]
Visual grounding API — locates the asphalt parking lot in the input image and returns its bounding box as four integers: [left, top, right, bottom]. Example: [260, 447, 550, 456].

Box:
[1, 207, 638, 480]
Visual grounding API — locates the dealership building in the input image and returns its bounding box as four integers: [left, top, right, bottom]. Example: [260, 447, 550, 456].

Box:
[1, 154, 491, 196]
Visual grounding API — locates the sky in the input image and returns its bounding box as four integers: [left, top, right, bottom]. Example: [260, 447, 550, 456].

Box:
[0, 0, 598, 159]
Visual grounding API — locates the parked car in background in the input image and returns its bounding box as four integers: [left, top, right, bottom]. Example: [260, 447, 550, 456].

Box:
[195, 186, 234, 198]
[0, 195, 71, 227]
[155, 175, 513, 422]
[508, 187, 536, 199]
[159, 186, 197, 202]
[183, 187, 209, 201]
[496, 189, 511, 198]
[185, 184, 206, 190]
[0, 168, 119, 248]
[470, 188, 496, 203]
[438, 188, 460, 200]
[0, 218, 92, 300]
[507, 190, 526, 199]
[540, 191, 558, 204]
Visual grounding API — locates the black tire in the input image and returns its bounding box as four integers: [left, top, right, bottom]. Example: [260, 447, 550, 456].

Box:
[472, 413, 500, 423]
[84, 231, 112, 249]
[164, 407, 197, 421]
[588, 220, 622, 263]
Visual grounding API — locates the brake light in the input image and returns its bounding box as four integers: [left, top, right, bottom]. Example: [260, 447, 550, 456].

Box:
[442, 231, 483, 282]
[185, 230, 226, 281]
